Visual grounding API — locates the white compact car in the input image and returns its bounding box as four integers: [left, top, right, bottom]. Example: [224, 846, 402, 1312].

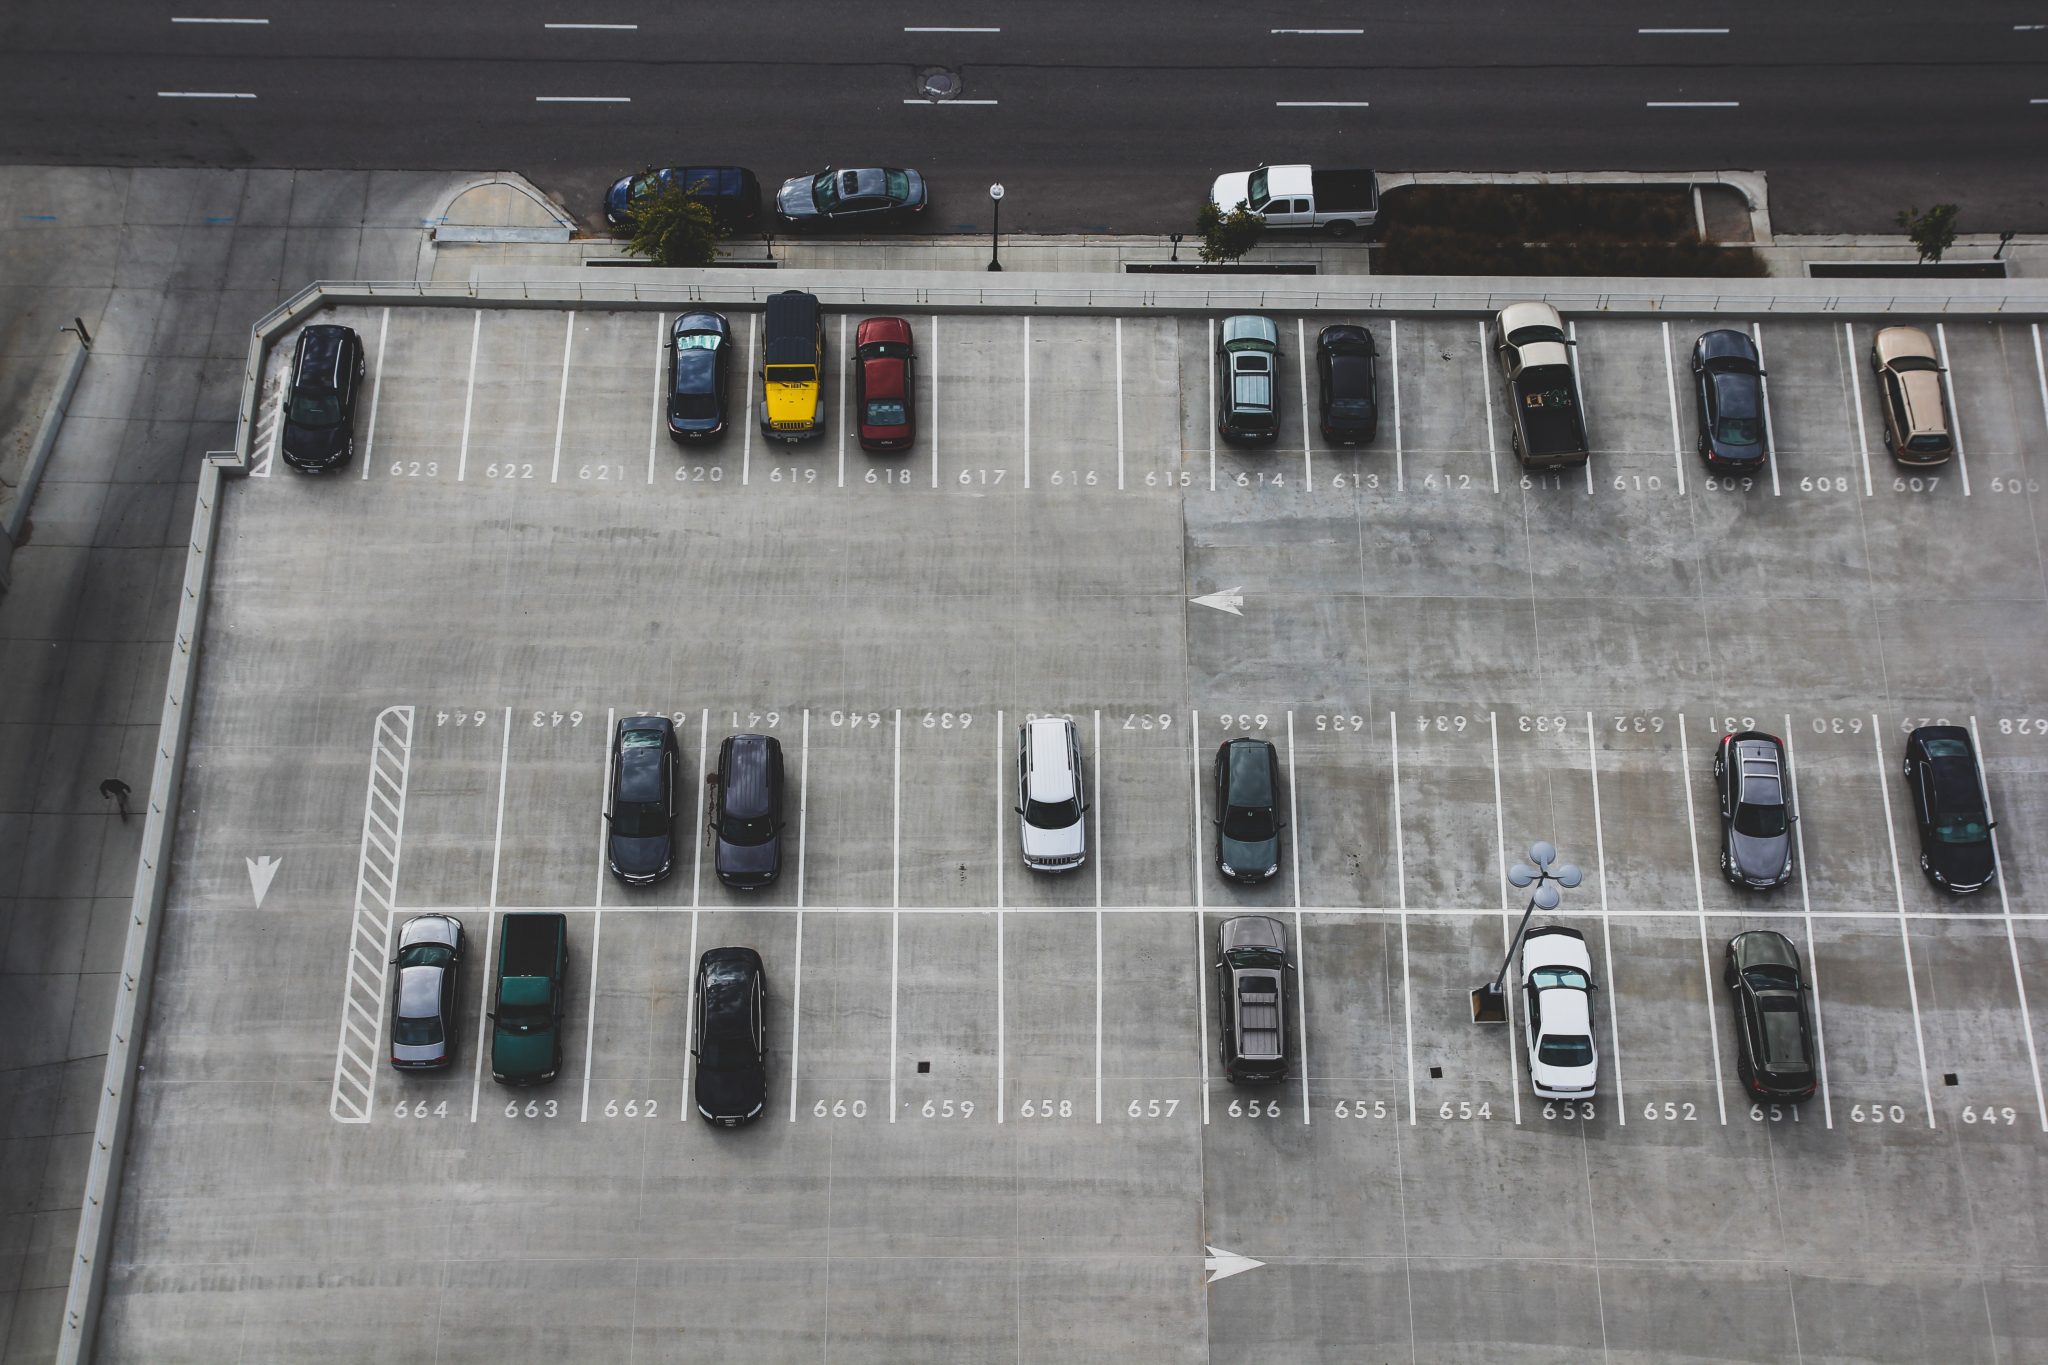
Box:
[1520, 925, 1598, 1100]
[1017, 717, 1087, 871]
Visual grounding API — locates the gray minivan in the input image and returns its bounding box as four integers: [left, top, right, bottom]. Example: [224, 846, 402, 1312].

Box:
[711, 733, 786, 889]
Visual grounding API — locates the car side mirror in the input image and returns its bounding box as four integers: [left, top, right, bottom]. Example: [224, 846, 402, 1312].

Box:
[601, 811, 612, 824]
[485, 1011, 497, 1021]
[1989, 820, 1998, 831]
[1082, 802, 1092, 813]
[1014, 806, 1024, 815]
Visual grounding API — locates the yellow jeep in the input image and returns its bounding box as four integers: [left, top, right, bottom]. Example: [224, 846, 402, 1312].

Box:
[759, 289, 824, 441]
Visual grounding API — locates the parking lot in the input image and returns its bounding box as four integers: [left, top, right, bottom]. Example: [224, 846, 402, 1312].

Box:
[103, 301, 2048, 1362]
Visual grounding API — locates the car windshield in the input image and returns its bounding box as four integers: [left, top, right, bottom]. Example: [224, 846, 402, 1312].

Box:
[812, 172, 839, 211]
[1714, 416, 1762, 446]
[1223, 805, 1274, 842]
[612, 799, 666, 840]
[392, 1015, 442, 1046]
[1508, 324, 1566, 347]
[1025, 797, 1080, 829]
[1733, 801, 1787, 838]
[399, 943, 452, 970]
[1247, 169, 1269, 208]
[1530, 966, 1589, 991]
[722, 814, 774, 847]
[288, 390, 341, 428]
[865, 399, 907, 426]
[1935, 814, 1990, 844]
[1538, 1034, 1593, 1067]
[885, 169, 909, 201]
[675, 333, 720, 351]
[1227, 946, 1286, 969]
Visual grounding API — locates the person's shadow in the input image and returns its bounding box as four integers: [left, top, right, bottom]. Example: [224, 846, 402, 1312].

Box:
[99, 778, 131, 822]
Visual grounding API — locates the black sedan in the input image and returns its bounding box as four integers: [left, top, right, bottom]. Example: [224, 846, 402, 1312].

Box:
[1724, 930, 1817, 1101]
[1691, 329, 1768, 471]
[1713, 731, 1794, 889]
[667, 311, 733, 442]
[607, 716, 680, 886]
[1214, 738, 1283, 884]
[694, 947, 768, 1126]
[1316, 324, 1379, 444]
[1902, 725, 1997, 893]
[775, 167, 927, 229]
[390, 914, 463, 1070]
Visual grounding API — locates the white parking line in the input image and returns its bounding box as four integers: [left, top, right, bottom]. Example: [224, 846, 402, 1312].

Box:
[995, 709, 1006, 1122]
[678, 905, 699, 1122]
[469, 708, 512, 1123]
[890, 709, 902, 1121]
[1022, 317, 1032, 489]
[836, 314, 847, 489]
[1781, 718, 1834, 1128]
[929, 314, 941, 489]
[1661, 321, 1686, 496]
[552, 314, 575, 485]
[456, 309, 480, 480]
[1094, 710, 1104, 1122]
[1191, 710, 1210, 1123]
[1676, 715, 1729, 1123]
[2032, 324, 2048, 436]
[1843, 323, 1874, 496]
[1751, 322, 1782, 496]
[171, 15, 269, 22]
[1479, 320, 1498, 493]
[359, 308, 388, 481]
[1286, 712, 1309, 1124]
[741, 312, 757, 486]
[490, 708, 511, 907]
[1115, 321, 1126, 491]
[1567, 320, 1594, 495]
[1297, 319, 1313, 490]
[1934, 323, 1972, 495]
[644, 313, 663, 485]
[1207, 318, 1217, 493]
[1393, 712, 1415, 1125]
[1379, 317, 1402, 491]
[330, 705, 415, 1124]
[582, 708, 613, 1121]
[1488, 713, 1522, 1121]
[789, 709, 809, 1121]
[1971, 717, 2048, 1130]
[545, 22, 637, 29]
[691, 708, 708, 906]
[1585, 714, 1625, 1125]
[1871, 716, 1938, 1127]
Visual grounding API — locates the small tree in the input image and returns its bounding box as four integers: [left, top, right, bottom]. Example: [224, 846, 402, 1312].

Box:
[625, 177, 726, 268]
[1895, 203, 1960, 265]
[1196, 199, 1265, 264]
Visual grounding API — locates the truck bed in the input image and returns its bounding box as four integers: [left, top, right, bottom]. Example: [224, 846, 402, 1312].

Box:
[1512, 368, 1588, 458]
[498, 913, 565, 981]
[1309, 169, 1379, 213]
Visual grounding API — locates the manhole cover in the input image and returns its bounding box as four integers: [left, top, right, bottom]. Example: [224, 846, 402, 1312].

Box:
[918, 68, 961, 100]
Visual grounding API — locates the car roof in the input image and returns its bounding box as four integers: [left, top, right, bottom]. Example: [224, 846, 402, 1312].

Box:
[1875, 325, 1937, 364]
[1540, 988, 1591, 1035]
[861, 354, 907, 402]
[720, 734, 777, 821]
[1221, 315, 1278, 347]
[1896, 370, 1947, 434]
[857, 316, 912, 346]
[1224, 740, 1274, 804]
[1024, 719, 1076, 802]
[1696, 329, 1758, 365]
[396, 964, 445, 1018]
[764, 291, 820, 358]
[1498, 301, 1563, 334]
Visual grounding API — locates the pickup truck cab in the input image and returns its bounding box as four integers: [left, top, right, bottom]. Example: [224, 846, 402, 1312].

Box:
[1493, 301, 1589, 470]
[490, 913, 569, 1085]
[760, 290, 825, 441]
[1208, 165, 1379, 236]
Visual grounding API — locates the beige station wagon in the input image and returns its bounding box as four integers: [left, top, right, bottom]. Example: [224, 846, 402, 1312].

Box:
[1870, 326, 1953, 465]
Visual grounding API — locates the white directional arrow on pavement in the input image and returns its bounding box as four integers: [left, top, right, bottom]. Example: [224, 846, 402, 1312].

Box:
[1190, 587, 1245, 616]
[1204, 1245, 1265, 1284]
[246, 855, 282, 909]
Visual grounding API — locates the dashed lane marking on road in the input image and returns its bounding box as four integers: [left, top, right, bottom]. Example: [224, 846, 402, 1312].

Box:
[535, 96, 631, 103]
[157, 91, 257, 98]
[329, 705, 413, 1123]
[171, 16, 269, 22]
[545, 22, 638, 29]
[1646, 101, 1739, 107]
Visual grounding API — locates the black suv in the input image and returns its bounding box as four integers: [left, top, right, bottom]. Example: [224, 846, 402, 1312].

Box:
[667, 310, 733, 442]
[694, 947, 768, 1126]
[710, 734, 786, 889]
[1215, 916, 1292, 1084]
[607, 716, 680, 886]
[1713, 731, 1794, 889]
[1316, 324, 1379, 444]
[281, 323, 366, 472]
[1214, 738, 1283, 884]
[1724, 930, 1817, 1101]
[1902, 725, 1997, 893]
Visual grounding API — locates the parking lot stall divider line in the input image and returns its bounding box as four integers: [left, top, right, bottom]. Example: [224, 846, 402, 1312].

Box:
[1208, 318, 1217, 492]
[680, 905, 699, 1123]
[1661, 321, 1686, 497]
[929, 314, 940, 489]
[1022, 316, 1031, 488]
[1489, 713, 1523, 1121]
[583, 708, 615, 1122]
[891, 709, 901, 1121]
[1781, 718, 1834, 1127]
[254, 387, 277, 478]
[1297, 318, 1313, 491]
[741, 313, 756, 486]
[359, 307, 389, 481]
[995, 709, 1005, 1121]
[468, 912, 497, 1122]
[1393, 712, 1415, 1125]
[1843, 322, 1874, 496]
[1568, 319, 1594, 495]
[645, 314, 662, 485]
[2032, 324, 2048, 436]
[1478, 320, 1499, 494]
[457, 309, 480, 481]
[1870, 715, 1938, 1127]
[551, 314, 574, 484]
[1114, 319, 1126, 491]
[329, 704, 416, 1123]
[1752, 322, 1782, 496]
[1934, 323, 1972, 495]
[692, 708, 708, 906]
[1192, 710, 1210, 1123]
[1970, 717, 2048, 1129]
[790, 709, 810, 1121]
[1584, 713, 1625, 1125]
[1287, 712, 1309, 1123]
[1391, 318, 1403, 491]
[836, 315, 848, 487]
[1094, 709, 1104, 1122]
[1675, 715, 1730, 1122]
[490, 707, 512, 907]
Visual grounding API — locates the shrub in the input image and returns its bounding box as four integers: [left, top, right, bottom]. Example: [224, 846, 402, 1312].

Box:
[1195, 199, 1265, 264]
[623, 178, 726, 268]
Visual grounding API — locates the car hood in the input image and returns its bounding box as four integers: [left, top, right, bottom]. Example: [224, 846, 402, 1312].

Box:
[1210, 171, 1252, 212]
[1933, 837, 1995, 888]
[605, 175, 634, 218]
[1730, 831, 1789, 883]
[609, 833, 672, 878]
[717, 835, 780, 882]
[282, 419, 347, 463]
[696, 1061, 766, 1120]
[1220, 833, 1279, 874]
[776, 176, 820, 219]
[493, 1027, 554, 1075]
[1021, 819, 1085, 860]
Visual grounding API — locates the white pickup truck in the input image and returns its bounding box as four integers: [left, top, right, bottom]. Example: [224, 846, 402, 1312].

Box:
[1208, 165, 1380, 236]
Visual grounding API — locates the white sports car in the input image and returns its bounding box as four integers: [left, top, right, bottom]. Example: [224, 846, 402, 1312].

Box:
[1521, 925, 1598, 1100]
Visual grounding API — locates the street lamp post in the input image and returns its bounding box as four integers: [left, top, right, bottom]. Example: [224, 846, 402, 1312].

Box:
[987, 183, 1004, 272]
[1471, 841, 1583, 1023]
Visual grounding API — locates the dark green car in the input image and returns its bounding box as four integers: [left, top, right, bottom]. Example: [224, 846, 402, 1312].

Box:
[1216, 315, 1280, 443]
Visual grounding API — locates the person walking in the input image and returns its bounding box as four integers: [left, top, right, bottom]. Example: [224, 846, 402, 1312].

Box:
[99, 777, 131, 822]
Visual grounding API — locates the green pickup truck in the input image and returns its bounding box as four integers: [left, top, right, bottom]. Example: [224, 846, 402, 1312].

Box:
[489, 913, 569, 1085]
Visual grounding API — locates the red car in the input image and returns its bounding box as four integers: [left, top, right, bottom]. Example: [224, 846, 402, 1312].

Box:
[855, 317, 916, 452]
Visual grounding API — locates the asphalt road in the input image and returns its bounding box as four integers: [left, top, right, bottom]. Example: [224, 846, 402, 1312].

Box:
[3, 2, 2045, 235]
